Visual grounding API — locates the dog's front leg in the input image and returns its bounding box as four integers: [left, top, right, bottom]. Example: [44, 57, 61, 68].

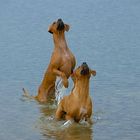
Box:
[55, 107, 63, 120]
[53, 69, 68, 88]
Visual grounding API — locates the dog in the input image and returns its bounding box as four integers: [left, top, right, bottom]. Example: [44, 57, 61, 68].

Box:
[23, 19, 76, 103]
[55, 62, 96, 123]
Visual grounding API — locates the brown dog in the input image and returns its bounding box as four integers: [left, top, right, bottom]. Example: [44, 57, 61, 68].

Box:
[35, 19, 76, 102]
[55, 62, 96, 123]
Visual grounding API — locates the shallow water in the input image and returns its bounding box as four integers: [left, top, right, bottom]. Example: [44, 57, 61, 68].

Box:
[0, 0, 140, 140]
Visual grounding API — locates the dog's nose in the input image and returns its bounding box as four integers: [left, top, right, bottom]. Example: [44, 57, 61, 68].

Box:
[81, 62, 89, 75]
[58, 18, 63, 22]
[82, 62, 87, 66]
[82, 62, 88, 68]
[57, 19, 65, 31]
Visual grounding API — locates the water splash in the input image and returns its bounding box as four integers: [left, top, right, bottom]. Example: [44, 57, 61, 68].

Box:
[61, 120, 74, 128]
[55, 77, 66, 105]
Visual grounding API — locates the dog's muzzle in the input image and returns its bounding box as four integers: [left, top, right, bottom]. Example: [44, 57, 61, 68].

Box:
[80, 62, 90, 75]
[57, 19, 65, 31]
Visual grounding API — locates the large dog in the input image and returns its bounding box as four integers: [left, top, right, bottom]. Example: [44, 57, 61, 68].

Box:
[37, 19, 76, 102]
[23, 19, 76, 103]
[55, 62, 96, 123]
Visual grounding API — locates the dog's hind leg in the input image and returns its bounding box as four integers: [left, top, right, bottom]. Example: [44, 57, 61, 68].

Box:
[55, 107, 64, 120]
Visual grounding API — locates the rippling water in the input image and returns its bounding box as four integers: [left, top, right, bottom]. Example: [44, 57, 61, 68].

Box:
[0, 0, 140, 140]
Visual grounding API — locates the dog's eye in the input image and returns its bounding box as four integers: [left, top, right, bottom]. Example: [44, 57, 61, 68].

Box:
[53, 22, 56, 24]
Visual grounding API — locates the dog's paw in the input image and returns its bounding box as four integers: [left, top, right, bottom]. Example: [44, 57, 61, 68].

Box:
[63, 79, 69, 88]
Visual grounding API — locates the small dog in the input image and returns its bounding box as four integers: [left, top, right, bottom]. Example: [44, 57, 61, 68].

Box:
[23, 19, 76, 103]
[55, 62, 96, 123]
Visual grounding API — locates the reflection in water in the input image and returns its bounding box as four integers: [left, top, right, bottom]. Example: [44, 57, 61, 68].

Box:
[36, 104, 93, 140]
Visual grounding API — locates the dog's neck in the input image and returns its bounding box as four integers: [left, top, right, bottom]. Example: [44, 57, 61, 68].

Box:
[53, 32, 68, 49]
[73, 78, 90, 100]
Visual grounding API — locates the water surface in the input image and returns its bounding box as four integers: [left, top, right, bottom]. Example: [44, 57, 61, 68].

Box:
[0, 0, 140, 140]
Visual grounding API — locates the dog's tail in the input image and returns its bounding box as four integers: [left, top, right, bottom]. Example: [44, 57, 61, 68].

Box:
[22, 88, 35, 99]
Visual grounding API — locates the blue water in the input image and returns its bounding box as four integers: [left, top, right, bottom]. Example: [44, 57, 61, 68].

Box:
[0, 0, 140, 140]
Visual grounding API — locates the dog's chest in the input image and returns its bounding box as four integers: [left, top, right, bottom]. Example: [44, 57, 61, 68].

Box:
[61, 52, 74, 66]
[62, 50, 73, 59]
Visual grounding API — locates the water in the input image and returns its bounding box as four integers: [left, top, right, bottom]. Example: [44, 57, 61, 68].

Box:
[0, 0, 140, 139]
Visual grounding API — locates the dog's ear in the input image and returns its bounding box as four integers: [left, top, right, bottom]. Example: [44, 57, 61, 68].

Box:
[90, 70, 96, 76]
[48, 30, 53, 34]
[48, 26, 53, 34]
[71, 72, 76, 82]
[48, 28, 53, 34]
[65, 24, 70, 32]
[71, 72, 75, 79]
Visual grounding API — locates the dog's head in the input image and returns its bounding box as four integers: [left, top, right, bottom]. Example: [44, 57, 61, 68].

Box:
[71, 62, 96, 81]
[48, 19, 70, 34]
